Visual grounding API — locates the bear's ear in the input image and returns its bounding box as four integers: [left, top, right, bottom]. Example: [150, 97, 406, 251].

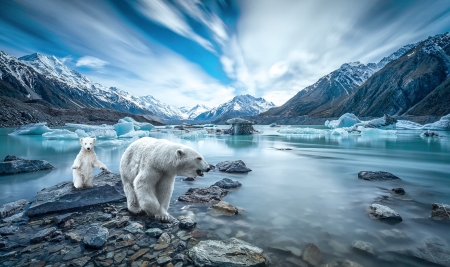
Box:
[93, 138, 96, 144]
[79, 138, 83, 145]
[176, 149, 185, 158]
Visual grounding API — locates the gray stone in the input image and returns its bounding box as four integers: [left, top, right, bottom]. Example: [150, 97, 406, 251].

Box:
[124, 222, 144, 233]
[0, 155, 54, 174]
[210, 201, 239, 216]
[0, 225, 19, 235]
[30, 227, 56, 244]
[431, 203, 450, 220]
[52, 212, 77, 224]
[351, 240, 374, 255]
[2, 211, 25, 223]
[188, 238, 267, 267]
[66, 232, 83, 243]
[391, 188, 405, 195]
[213, 178, 242, 189]
[71, 256, 91, 267]
[341, 260, 363, 267]
[158, 232, 171, 246]
[178, 216, 197, 229]
[302, 243, 322, 266]
[145, 228, 163, 238]
[157, 255, 172, 265]
[216, 160, 252, 173]
[178, 186, 228, 203]
[27, 172, 126, 217]
[368, 204, 402, 221]
[83, 225, 109, 248]
[0, 199, 29, 219]
[358, 171, 400, 181]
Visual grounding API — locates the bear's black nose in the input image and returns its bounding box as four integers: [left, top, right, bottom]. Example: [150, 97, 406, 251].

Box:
[87, 148, 90, 150]
[206, 167, 211, 172]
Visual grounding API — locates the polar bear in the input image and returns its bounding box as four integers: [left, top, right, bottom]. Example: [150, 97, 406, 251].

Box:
[120, 137, 210, 221]
[72, 137, 109, 189]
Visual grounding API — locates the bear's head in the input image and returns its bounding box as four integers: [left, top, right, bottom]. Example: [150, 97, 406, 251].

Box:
[176, 147, 211, 178]
[80, 137, 96, 152]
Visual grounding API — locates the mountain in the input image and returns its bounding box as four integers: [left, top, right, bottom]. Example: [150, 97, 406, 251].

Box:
[0, 52, 154, 115]
[263, 43, 418, 117]
[330, 33, 450, 117]
[194, 94, 275, 122]
[184, 104, 210, 120]
[138, 95, 187, 120]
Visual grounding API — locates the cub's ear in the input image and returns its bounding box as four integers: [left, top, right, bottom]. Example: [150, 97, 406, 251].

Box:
[79, 138, 83, 144]
[176, 149, 185, 158]
[93, 138, 96, 144]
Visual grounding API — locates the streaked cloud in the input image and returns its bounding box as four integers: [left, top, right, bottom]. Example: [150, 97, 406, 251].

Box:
[76, 56, 109, 68]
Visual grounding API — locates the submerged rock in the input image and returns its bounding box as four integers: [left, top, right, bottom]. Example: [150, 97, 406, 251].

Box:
[391, 188, 405, 195]
[368, 204, 402, 221]
[178, 186, 228, 203]
[0, 155, 54, 174]
[178, 216, 197, 229]
[431, 203, 450, 220]
[302, 243, 323, 266]
[216, 160, 252, 173]
[213, 178, 242, 189]
[358, 171, 400, 181]
[0, 199, 29, 219]
[26, 172, 125, 217]
[210, 201, 239, 216]
[145, 228, 163, 238]
[421, 130, 440, 137]
[401, 237, 450, 267]
[352, 240, 375, 255]
[188, 238, 267, 267]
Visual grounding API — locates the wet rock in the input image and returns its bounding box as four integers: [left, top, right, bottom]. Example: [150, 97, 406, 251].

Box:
[368, 204, 402, 221]
[114, 250, 127, 263]
[352, 240, 375, 255]
[216, 160, 252, 173]
[146, 219, 178, 230]
[422, 130, 440, 137]
[402, 237, 450, 267]
[210, 201, 239, 216]
[0, 199, 29, 219]
[98, 213, 112, 221]
[431, 203, 450, 220]
[2, 211, 25, 223]
[30, 227, 56, 244]
[358, 171, 400, 181]
[27, 172, 125, 217]
[302, 243, 322, 266]
[83, 225, 109, 248]
[145, 228, 163, 238]
[62, 246, 82, 261]
[0, 225, 19, 235]
[188, 238, 267, 267]
[124, 222, 144, 233]
[0, 155, 54, 174]
[71, 256, 91, 267]
[52, 212, 77, 224]
[127, 248, 150, 264]
[157, 255, 172, 265]
[66, 232, 83, 243]
[213, 178, 242, 189]
[391, 188, 405, 195]
[341, 260, 363, 267]
[158, 232, 171, 245]
[178, 216, 197, 230]
[178, 186, 228, 203]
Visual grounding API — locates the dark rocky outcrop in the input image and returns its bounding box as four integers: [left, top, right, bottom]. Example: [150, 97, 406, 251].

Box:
[358, 171, 400, 181]
[0, 199, 29, 219]
[26, 172, 125, 217]
[302, 243, 323, 266]
[223, 118, 258, 135]
[431, 203, 450, 220]
[188, 238, 267, 267]
[177, 186, 228, 203]
[0, 155, 54, 174]
[391, 188, 406, 195]
[216, 160, 252, 173]
[213, 178, 242, 189]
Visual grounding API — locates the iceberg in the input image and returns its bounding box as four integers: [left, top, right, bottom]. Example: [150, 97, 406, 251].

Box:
[360, 128, 397, 136]
[325, 113, 361, 129]
[88, 129, 117, 139]
[9, 123, 52, 135]
[363, 114, 397, 130]
[42, 129, 79, 139]
[97, 140, 125, 147]
[114, 122, 134, 136]
[118, 117, 154, 131]
[179, 130, 207, 139]
[396, 120, 423, 130]
[422, 114, 450, 130]
[277, 127, 328, 135]
[75, 129, 89, 138]
[330, 128, 349, 136]
[66, 123, 114, 132]
[118, 130, 149, 138]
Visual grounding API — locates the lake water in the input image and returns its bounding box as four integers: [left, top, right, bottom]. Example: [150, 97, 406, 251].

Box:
[1, 125, 449, 266]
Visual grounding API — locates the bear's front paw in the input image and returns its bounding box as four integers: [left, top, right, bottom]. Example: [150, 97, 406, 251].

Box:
[100, 167, 110, 172]
[155, 214, 172, 222]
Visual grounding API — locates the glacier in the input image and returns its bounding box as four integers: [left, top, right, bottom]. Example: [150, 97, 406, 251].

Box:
[9, 123, 52, 135]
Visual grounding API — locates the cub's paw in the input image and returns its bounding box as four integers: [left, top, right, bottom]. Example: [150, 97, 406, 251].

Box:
[100, 167, 110, 173]
[155, 214, 172, 222]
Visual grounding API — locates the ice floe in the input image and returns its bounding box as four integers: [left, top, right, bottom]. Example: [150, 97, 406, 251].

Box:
[325, 113, 361, 129]
[9, 123, 52, 135]
[422, 114, 450, 130]
[118, 117, 154, 131]
[179, 130, 208, 139]
[278, 127, 328, 135]
[42, 129, 79, 139]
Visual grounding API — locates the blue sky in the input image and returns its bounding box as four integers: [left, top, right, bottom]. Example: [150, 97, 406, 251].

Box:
[1, 0, 450, 107]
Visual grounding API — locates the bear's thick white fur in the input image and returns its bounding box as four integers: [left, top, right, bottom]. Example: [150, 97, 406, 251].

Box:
[72, 137, 109, 189]
[120, 137, 210, 221]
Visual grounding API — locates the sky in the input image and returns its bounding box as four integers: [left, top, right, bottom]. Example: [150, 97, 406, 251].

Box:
[1, 0, 450, 108]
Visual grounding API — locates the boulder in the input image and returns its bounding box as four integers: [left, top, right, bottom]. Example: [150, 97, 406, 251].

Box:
[0, 155, 54, 174]
[213, 178, 242, 189]
[145, 228, 163, 238]
[30, 227, 57, 244]
[188, 238, 267, 267]
[83, 225, 108, 248]
[178, 216, 197, 229]
[216, 160, 252, 173]
[302, 243, 323, 266]
[391, 188, 405, 195]
[26, 172, 125, 217]
[368, 204, 402, 221]
[351, 240, 374, 255]
[210, 201, 239, 216]
[358, 171, 400, 181]
[431, 203, 450, 220]
[0, 199, 29, 219]
[178, 186, 228, 203]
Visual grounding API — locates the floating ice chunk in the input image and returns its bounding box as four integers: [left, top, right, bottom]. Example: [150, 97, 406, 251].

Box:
[9, 123, 52, 135]
[203, 124, 215, 127]
[360, 128, 397, 136]
[179, 130, 207, 139]
[325, 113, 361, 129]
[88, 129, 117, 139]
[75, 129, 89, 138]
[114, 122, 134, 136]
[278, 128, 328, 135]
[396, 120, 423, 130]
[42, 129, 78, 139]
[118, 117, 154, 131]
[363, 114, 397, 130]
[97, 139, 125, 147]
[66, 123, 114, 132]
[331, 128, 349, 136]
[118, 130, 149, 138]
[422, 114, 450, 130]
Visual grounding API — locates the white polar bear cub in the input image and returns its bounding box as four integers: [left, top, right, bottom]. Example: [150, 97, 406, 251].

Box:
[120, 137, 210, 221]
[72, 137, 109, 189]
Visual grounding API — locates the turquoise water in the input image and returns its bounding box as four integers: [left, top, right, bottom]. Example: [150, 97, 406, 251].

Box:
[1, 126, 449, 266]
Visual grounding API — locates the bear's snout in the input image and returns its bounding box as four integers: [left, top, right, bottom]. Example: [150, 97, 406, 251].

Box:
[86, 147, 91, 150]
[206, 167, 211, 172]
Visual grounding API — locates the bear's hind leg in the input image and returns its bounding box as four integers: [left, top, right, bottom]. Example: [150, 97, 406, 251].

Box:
[123, 182, 142, 214]
[73, 170, 84, 189]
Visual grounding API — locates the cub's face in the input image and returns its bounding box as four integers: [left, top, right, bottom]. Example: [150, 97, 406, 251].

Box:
[80, 137, 96, 151]
[176, 148, 211, 178]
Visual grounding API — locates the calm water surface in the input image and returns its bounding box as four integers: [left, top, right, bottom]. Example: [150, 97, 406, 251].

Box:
[1, 125, 449, 266]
